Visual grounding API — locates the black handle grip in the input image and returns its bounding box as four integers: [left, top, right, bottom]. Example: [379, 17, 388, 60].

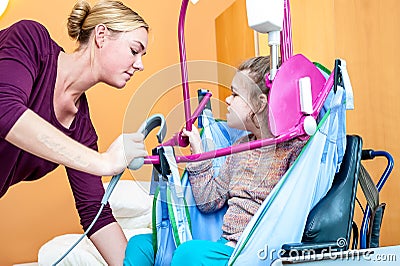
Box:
[361, 149, 375, 160]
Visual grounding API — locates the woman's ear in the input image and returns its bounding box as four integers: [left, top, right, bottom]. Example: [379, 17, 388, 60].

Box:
[94, 24, 108, 48]
[256, 94, 268, 114]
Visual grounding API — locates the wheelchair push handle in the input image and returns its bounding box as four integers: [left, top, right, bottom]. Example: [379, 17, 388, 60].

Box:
[360, 149, 394, 193]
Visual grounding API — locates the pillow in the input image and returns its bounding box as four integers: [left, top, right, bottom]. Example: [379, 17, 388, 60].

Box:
[38, 228, 152, 266]
[116, 211, 152, 230]
[123, 227, 152, 240]
[103, 180, 152, 218]
[38, 234, 106, 266]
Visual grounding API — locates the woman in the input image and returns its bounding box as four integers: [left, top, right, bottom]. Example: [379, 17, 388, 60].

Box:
[0, 0, 148, 264]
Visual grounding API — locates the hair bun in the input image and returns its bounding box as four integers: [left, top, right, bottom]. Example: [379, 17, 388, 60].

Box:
[67, 1, 91, 40]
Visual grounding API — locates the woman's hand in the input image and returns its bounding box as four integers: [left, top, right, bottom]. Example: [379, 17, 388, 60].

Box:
[101, 133, 147, 175]
[182, 127, 203, 154]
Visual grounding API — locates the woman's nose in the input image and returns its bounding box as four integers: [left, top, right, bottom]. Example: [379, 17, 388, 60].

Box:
[225, 95, 232, 105]
[133, 56, 144, 71]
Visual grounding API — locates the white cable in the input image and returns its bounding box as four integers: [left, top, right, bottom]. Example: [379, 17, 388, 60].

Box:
[52, 204, 105, 266]
[52, 173, 122, 265]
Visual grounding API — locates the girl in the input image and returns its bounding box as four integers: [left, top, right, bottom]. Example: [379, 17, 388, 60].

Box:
[124, 56, 306, 265]
[173, 56, 307, 265]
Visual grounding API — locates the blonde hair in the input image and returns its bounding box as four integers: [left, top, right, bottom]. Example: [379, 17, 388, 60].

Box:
[238, 56, 271, 96]
[67, 0, 149, 45]
[238, 56, 273, 128]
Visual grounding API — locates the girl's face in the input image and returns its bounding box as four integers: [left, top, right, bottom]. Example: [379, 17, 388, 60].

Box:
[97, 27, 148, 88]
[225, 71, 254, 131]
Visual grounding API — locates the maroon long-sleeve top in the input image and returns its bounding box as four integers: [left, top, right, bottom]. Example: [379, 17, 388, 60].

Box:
[0, 20, 115, 236]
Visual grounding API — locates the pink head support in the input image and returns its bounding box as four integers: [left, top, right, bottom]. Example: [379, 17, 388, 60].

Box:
[268, 54, 326, 137]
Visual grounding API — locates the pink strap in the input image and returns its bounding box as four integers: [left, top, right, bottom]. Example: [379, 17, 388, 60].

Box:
[280, 0, 293, 63]
[265, 73, 272, 89]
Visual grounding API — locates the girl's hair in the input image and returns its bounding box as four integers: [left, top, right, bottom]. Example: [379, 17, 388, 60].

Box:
[67, 0, 149, 45]
[237, 56, 275, 129]
[237, 56, 271, 97]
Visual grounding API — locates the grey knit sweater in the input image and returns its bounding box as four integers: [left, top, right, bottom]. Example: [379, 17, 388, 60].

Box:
[186, 134, 306, 242]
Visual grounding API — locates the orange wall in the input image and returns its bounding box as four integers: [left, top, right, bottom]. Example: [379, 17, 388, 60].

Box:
[0, 0, 234, 265]
[216, 0, 255, 118]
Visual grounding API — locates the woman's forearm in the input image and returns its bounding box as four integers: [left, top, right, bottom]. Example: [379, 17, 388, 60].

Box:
[5, 109, 146, 176]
